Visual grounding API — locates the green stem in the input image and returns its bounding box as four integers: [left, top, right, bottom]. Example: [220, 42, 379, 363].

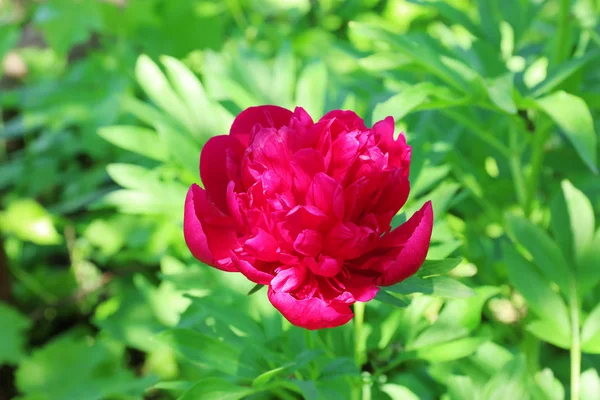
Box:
[354, 302, 366, 367]
[304, 330, 318, 380]
[554, 0, 572, 65]
[569, 279, 581, 400]
[524, 122, 551, 217]
[508, 124, 527, 209]
[352, 302, 366, 400]
[443, 109, 512, 158]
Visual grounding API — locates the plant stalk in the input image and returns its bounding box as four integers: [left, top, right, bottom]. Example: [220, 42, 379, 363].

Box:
[352, 302, 366, 400]
[569, 279, 581, 400]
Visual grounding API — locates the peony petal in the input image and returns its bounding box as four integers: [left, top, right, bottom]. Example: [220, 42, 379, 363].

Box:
[305, 256, 343, 277]
[377, 201, 434, 286]
[230, 105, 294, 147]
[183, 185, 214, 266]
[268, 287, 354, 330]
[293, 229, 323, 258]
[231, 253, 274, 285]
[321, 110, 367, 133]
[292, 148, 325, 195]
[244, 228, 279, 262]
[373, 116, 411, 173]
[184, 184, 239, 272]
[200, 135, 245, 212]
[271, 264, 307, 293]
[307, 172, 344, 220]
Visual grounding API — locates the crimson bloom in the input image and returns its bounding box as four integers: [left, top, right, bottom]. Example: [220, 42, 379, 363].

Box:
[184, 105, 433, 329]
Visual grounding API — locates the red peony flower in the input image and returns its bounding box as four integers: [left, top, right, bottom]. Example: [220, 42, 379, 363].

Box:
[184, 105, 433, 329]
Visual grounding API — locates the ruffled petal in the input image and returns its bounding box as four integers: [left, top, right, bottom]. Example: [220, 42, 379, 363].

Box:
[377, 201, 434, 286]
[268, 287, 354, 330]
[231, 253, 274, 285]
[373, 116, 411, 173]
[200, 135, 245, 212]
[321, 110, 367, 132]
[230, 105, 294, 147]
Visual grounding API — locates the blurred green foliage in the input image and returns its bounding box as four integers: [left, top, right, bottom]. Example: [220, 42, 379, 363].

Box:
[1, 0, 600, 399]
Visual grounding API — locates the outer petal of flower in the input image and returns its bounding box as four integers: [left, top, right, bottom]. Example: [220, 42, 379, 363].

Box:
[185, 184, 239, 272]
[377, 201, 434, 286]
[230, 105, 294, 147]
[184, 185, 214, 266]
[231, 253, 274, 285]
[321, 110, 367, 132]
[200, 135, 245, 212]
[268, 287, 354, 330]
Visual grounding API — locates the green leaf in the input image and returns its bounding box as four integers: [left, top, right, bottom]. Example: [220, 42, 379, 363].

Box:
[252, 364, 292, 387]
[16, 334, 153, 400]
[416, 337, 488, 363]
[531, 50, 600, 98]
[410, 287, 500, 349]
[502, 244, 570, 337]
[526, 320, 571, 349]
[372, 82, 436, 124]
[532, 368, 565, 400]
[560, 180, 595, 263]
[106, 164, 155, 191]
[135, 55, 195, 133]
[272, 43, 296, 107]
[582, 303, 600, 354]
[417, 258, 462, 277]
[386, 276, 475, 298]
[156, 123, 201, 175]
[296, 62, 327, 118]
[348, 22, 471, 93]
[505, 215, 570, 293]
[0, 303, 30, 364]
[579, 229, 600, 293]
[485, 73, 517, 114]
[98, 125, 168, 161]
[1, 199, 61, 245]
[380, 384, 421, 400]
[406, 0, 483, 38]
[159, 329, 241, 375]
[580, 369, 600, 400]
[536, 91, 597, 173]
[33, 0, 103, 55]
[247, 284, 265, 296]
[446, 375, 478, 400]
[375, 290, 410, 308]
[178, 378, 255, 400]
[482, 356, 529, 400]
[160, 55, 228, 137]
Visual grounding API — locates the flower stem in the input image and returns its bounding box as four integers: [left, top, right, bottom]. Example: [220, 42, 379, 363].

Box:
[304, 330, 318, 380]
[554, 0, 572, 65]
[354, 301, 366, 367]
[569, 279, 581, 400]
[508, 124, 527, 210]
[353, 302, 366, 400]
[525, 122, 551, 217]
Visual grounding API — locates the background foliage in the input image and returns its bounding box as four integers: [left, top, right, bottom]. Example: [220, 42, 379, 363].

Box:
[1, 0, 599, 399]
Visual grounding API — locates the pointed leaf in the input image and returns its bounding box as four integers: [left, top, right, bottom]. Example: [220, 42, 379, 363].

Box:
[536, 91, 597, 173]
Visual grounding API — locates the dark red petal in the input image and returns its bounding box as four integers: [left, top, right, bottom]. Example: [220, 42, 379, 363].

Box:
[230, 105, 294, 147]
[377, 201, 434, 286]
[200, 135, 245, 212]
[268, 287, 353, 330]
